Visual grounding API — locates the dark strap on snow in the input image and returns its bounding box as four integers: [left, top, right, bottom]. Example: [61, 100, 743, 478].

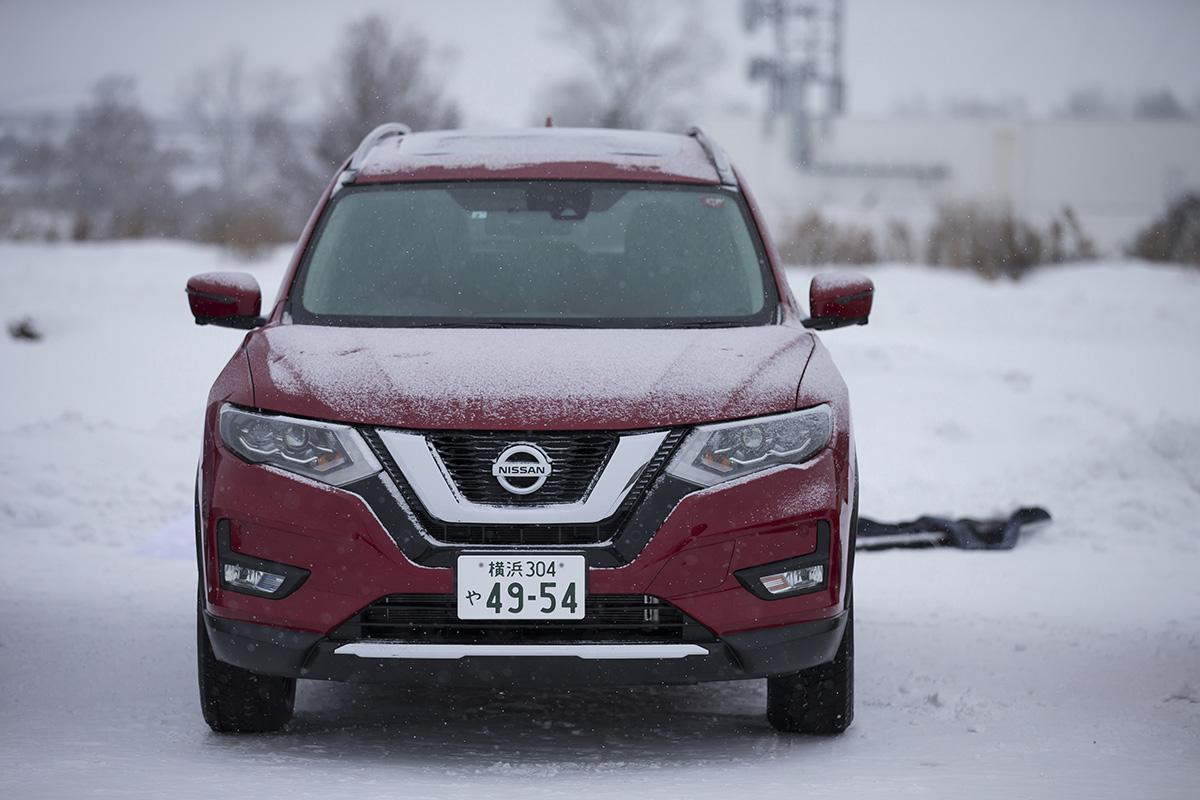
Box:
[855, 507, 1051, 551]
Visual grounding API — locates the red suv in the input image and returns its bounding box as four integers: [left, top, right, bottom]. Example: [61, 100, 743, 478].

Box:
[187, 125, 873, 735]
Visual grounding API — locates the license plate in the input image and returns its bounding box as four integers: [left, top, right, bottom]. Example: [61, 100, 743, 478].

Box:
[456, 554, 586, 620]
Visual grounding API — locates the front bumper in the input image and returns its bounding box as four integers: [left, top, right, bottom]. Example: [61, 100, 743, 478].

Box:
[204, 610, 848, 687]
[200, 438, 853, 681]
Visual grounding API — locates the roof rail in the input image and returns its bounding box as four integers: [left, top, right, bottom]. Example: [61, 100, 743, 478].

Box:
[335, 122, 412, 192]
[686, 125, 738, 187]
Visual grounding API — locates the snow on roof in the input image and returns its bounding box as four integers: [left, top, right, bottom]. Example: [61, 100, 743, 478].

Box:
[355, 128, 722, 184]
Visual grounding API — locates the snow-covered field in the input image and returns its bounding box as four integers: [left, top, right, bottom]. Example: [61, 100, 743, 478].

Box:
[1, 241, 1198, 799]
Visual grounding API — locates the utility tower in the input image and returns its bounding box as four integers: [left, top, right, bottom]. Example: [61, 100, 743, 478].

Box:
[743, 0, 845, 167]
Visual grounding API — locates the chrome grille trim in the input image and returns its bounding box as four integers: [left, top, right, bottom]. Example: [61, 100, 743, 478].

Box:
[359, 427, 687, 547]
[374, 428, 670, 525]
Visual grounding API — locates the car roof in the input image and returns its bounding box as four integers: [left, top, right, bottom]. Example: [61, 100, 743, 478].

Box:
[353, 128, 725, 185]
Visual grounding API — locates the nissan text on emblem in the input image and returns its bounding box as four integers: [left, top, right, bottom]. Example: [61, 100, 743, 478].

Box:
[491, 443, 553, 495]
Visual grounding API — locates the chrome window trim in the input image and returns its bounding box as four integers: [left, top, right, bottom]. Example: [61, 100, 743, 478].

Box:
[375, 429, 670, 524]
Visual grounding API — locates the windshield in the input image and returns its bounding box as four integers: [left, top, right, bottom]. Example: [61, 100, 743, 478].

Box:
[290, 181, 777, 327]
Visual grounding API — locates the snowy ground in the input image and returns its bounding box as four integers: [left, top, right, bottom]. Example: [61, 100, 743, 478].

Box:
[1, 241, 1198, 799]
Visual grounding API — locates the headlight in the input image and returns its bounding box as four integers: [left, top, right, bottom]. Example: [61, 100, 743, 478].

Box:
[218, 404, 381, 487]
[666, 405, 833, 487]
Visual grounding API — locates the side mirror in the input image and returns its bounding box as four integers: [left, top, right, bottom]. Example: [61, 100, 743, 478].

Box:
[802, 272, 874, 330]
[186, 272, 264, 330]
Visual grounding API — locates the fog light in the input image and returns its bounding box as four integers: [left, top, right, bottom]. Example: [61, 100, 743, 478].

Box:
[759, 564, 824, 595]
[222, 563, 286, 594]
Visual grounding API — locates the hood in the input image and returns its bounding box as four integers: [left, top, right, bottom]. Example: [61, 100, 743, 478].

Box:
[245, 324, 815, 430]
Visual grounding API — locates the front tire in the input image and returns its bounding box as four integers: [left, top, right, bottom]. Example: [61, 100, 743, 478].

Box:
[197, 598, 296, 733]
[766, 605, 854, 735]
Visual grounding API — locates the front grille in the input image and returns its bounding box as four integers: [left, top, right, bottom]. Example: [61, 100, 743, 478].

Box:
[362, 427, 685, 547]
[425, 430, 616, 505]
[329, 594, 714, 644]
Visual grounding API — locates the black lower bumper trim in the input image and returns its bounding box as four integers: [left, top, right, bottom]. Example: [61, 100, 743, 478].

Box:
[723, 612, 846, 674]
[204, 612, 321, 675]
[204, 611, 849, 687]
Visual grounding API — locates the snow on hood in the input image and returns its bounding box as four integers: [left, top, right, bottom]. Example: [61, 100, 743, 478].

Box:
[245, 324, 815, 431]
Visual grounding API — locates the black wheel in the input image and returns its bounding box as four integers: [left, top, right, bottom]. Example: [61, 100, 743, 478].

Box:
[766, 604, 854, 734]
[197, 599, 296, 733]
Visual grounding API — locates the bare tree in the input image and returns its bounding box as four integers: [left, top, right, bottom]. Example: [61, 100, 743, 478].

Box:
[891, 93, 931, 117]
[5, 112, 60, 181]
[61, 76, 176, 237]
[183, 51, 303, 204]
[778, 211, 878, 266]
[315, 15, 460, 167]
[943, 95, 1027, 119]
[1133, 88, 1188, 120]
[536, 78, 607, 128]
[182, 52, 314, 251]
[1057, 87, 1121, 119]
[537, 0, 722, 129]
[1131, 194, 1200, 265]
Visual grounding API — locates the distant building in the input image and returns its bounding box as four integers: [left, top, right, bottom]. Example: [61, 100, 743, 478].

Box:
[710, 112, 1200, 252]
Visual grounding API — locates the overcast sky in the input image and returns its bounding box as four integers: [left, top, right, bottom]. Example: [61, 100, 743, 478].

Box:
[1, 0, 1198, 125]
